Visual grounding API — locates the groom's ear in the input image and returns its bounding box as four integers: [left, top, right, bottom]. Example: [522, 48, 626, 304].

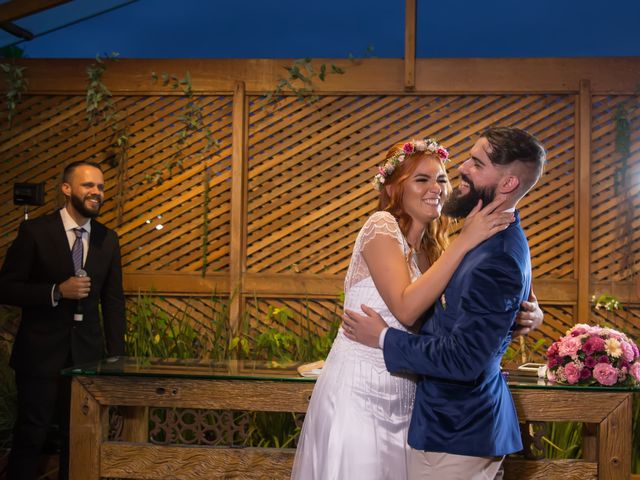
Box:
[497, 175, 520, 194]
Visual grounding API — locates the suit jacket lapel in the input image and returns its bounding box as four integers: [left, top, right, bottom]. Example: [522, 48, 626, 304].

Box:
[49, 211, 76, 277]
[84, 221, 106, 276]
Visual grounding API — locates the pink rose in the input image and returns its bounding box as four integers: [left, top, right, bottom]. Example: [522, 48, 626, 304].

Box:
[436, 147, 449, 159]
[558, 336, 582, 357]
[546, 368, 556, 382]
[593, 363, 619, 386]
[621, 341, 635, 362]
[583, 336, 605, 355]
[403, 142, 415, 154]
[632, 343, 639, 357]
[571, 327, 588, 336]
[564, 363, 580, 384]
[630, 362, 640, 381]
[546, 342, 558, 358]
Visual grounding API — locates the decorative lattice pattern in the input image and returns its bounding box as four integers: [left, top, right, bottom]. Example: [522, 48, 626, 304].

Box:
[244, 296, 342, 338]
[0, 94, 234, 274]
[591, 95, 640, 281]
[246, 94, 576, 278]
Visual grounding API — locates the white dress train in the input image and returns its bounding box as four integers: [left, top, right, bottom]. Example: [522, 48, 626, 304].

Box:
[291, 211, 420, 480]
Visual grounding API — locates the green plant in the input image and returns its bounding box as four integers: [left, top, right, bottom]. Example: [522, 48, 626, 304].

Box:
[0, 60, 27, 129]
[502, 336, 547, 369]
[542, 422, 583, 459]
[266, 46, 374, 105]
[591, 293, 621, 312]
[612, 87, 640, 277]
[245, 411, 300, 448]
[125, 292, 210, 359]
[85, 52, 129, 224]
[149, 71, 218, 184]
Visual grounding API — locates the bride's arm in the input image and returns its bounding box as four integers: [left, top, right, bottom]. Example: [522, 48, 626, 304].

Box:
[362, 199, 513, 327]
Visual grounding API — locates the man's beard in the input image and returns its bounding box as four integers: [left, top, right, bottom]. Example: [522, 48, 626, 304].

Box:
[442, 174, 495, 218]
[70, 192, 102, 218]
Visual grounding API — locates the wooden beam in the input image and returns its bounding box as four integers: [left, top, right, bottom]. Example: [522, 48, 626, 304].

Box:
[0, 21, 34, 40]
[9, 58, 640, 95]
[404, 0, 416, 91]
[229, 81, 249, 332]
[0, 0, 72, 23]
[576, 79, 592, 322]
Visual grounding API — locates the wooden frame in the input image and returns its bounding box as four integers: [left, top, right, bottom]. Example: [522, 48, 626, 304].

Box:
[69, 373, 633, 479]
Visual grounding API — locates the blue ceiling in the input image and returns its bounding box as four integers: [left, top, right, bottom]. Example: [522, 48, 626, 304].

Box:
[1, 0, 639, 59]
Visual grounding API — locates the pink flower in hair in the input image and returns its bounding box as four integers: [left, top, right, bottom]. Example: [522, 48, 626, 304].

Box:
[436, 147, 449, 160]
[403, 142, 415, 154]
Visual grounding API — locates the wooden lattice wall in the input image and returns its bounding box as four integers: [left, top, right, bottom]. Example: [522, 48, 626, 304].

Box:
[1, 58, 640, 351]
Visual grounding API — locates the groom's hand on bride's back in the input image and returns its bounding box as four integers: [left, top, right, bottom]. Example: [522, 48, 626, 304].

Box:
[343, 305, 387, 348]
[513, 290, 543, 339]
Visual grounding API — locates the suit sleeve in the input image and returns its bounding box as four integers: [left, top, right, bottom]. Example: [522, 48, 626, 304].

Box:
[383, 253, 523, 382]
[100, 231, 126, 356]
[0, 221, 55, 307]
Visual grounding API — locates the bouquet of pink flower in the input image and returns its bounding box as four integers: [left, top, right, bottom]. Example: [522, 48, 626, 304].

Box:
[546, 324, 640, 386]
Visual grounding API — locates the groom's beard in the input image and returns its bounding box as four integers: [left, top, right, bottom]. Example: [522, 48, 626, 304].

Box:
[443, 174, 496, 219]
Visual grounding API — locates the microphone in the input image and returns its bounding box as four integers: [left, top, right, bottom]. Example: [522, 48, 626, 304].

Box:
[74, 268, 87, 322]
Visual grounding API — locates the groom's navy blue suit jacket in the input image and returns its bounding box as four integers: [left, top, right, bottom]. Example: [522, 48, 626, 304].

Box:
[383, 211, 529, 457]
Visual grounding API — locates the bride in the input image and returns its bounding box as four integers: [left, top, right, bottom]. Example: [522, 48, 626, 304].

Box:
[291, 138, 541, 479]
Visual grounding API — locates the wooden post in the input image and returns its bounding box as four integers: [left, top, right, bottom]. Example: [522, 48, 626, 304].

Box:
[119, 406, 149, 442]
[404, 0, 416, 91]
[576, 79, 592, 322]
[229, 81, 249, 334]
[68, 378, 105, 480]
[597, 395, 632, 479]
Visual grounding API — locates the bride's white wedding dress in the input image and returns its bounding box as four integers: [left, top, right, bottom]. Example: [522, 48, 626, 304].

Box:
[291, 211, 420, 480]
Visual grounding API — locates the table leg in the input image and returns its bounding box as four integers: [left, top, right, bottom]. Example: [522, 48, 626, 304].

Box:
[68, 377, 105, 480]
[598, 394, 632, 480]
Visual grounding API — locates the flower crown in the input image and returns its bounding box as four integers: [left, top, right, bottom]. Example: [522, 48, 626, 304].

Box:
[372, 138, 450, 191]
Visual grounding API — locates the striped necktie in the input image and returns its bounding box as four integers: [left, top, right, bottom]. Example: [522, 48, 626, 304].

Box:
[72, 227, 85, 272]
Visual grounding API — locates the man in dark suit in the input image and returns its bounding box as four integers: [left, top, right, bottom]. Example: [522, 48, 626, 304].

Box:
[0, 161, 126, 480]
[343, 127, 545, 479]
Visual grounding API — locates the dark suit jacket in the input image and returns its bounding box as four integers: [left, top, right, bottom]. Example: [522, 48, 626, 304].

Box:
[0, 210, 125, 376]
[383, 211, 530, 457]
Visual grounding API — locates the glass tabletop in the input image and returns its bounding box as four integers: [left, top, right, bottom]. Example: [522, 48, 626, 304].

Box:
[62, 356, 315, 382]
[62, 357, 640, 391]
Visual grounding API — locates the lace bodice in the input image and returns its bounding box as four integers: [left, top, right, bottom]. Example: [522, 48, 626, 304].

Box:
[343, 211, 421, 332]
[344, 211, 421, 291]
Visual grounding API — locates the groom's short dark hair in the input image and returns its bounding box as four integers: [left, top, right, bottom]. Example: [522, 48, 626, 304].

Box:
[481, 126, 546, 195]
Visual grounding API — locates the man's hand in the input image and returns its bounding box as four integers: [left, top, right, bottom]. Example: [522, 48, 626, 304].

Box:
[58, 275, 91, 300]
[342, 305, 387, 348]
[513, 290, 543, 338]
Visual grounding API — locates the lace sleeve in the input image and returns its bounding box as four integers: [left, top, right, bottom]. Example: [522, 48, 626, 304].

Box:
[344, 211, 407, 291]
[358, 211, 405, 252]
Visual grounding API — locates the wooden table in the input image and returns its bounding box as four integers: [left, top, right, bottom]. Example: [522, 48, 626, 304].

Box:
[64, 358, 635, 480]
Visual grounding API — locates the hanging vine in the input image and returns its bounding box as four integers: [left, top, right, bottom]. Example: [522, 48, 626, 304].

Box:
[151, 71, 220, 275]
[612, 85, 640, 278]
[85, 52, 129, 225]
[265, 45, 374, 105]
[0, 46, 28, 129]
[149, 71, 218, 185]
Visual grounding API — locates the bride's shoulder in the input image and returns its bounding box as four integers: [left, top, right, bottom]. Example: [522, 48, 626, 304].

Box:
[359, 211, 401, 238]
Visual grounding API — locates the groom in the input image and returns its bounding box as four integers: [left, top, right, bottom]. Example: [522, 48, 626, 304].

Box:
[343, 126, 546, 479]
